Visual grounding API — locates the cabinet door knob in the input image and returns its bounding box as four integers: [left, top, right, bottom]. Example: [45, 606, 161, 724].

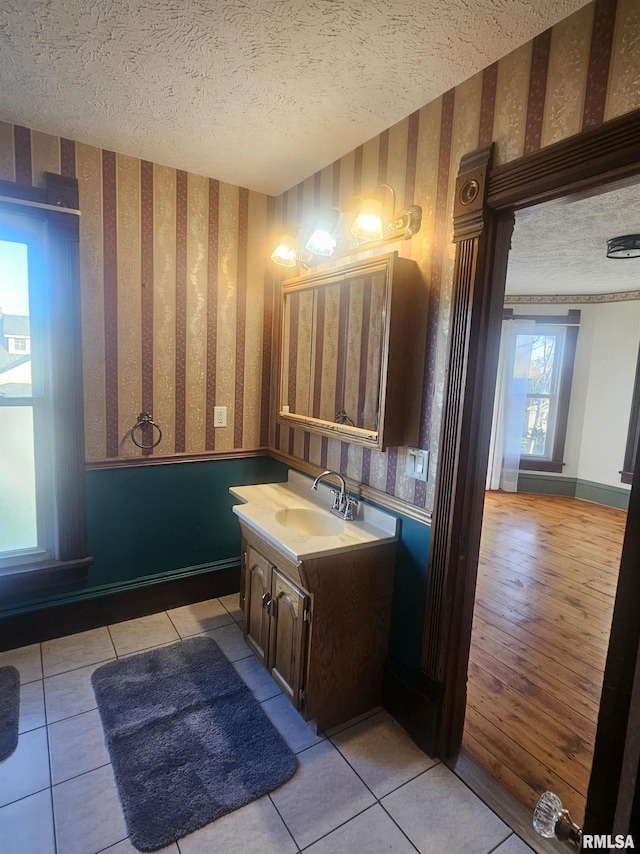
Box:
[261, 592, 272, 609]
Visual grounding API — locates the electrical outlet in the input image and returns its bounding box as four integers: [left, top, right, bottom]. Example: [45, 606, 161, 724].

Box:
[406, 447, 428, 481]
[214, 406, 227, 428]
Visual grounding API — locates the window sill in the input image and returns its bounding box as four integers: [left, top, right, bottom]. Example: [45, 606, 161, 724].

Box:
[519, 459, 564, 474]
[0, 557, 92, 596]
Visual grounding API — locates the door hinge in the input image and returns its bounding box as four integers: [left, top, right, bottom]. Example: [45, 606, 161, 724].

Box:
[303, 607, 311, 623]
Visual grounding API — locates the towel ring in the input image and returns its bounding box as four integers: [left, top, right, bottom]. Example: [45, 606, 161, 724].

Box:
[131, 412, 162, 449]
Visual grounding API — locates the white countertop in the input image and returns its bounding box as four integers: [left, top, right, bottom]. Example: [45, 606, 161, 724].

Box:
[230, 470, 399, 561]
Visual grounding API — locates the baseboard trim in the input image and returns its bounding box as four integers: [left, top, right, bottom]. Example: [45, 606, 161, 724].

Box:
[518, 473, 577, 497]
[0, 558, 241, 619]
[574, 478, 630, 510]
[383, 661, 441, 756]
[518, 473, 630, 510]
[0, 562, 240, 652]
[0, 557, 91, 597]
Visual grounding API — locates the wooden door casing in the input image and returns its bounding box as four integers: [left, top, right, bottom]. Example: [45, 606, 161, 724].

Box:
[421, 107, 640, 836]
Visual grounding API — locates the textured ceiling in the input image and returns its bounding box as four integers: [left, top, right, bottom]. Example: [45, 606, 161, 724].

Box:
[0, 0, 590, 195]
[506, 183, 640, 296]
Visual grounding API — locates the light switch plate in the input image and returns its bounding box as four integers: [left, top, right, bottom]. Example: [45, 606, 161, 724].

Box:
[214, 406, 227, 428]
[406, 447, 428, 481]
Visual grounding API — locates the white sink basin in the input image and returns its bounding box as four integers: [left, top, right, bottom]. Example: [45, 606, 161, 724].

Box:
[275, 507, 344, 536]
[230, 471, 399, 560]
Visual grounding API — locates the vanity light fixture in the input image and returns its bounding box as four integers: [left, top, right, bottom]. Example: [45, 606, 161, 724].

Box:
[331, 209, 360, 251]
[351, 184, 396, 242]
[606, 234, 640, 259]
[307, 207, 359, 254]
[270, 233, 298, 267]
[269, 183, 422, 268]
[351, 183, 423, 243]
[350, 197, 385, 242]
[305, 219, 336, 256]
[270, 230, 313, 268]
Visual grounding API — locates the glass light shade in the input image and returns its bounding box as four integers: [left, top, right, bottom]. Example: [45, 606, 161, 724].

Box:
[332, 211, 359, 251]
[270, 234, 298, 267]
[305, 220, 335, 256]
[350, 199, 384, 242]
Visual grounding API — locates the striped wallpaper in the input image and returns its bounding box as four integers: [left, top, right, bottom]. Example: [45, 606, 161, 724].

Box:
[0, 0, 638, 518]
[0, 125, 274, 462]
[273, 0, 640, 512]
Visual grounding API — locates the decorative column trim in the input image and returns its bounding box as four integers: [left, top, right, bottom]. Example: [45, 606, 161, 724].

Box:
[421, 144, 495, 683]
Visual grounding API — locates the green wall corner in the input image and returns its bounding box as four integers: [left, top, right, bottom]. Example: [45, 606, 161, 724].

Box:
[518, 473, 630, 511]
[1, 453, 430, 686]
[0, 456, 288, 616]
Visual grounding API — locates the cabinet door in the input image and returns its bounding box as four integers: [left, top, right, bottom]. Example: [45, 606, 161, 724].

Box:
[269, 568, 309, 709]
[244, 546, 272, 665]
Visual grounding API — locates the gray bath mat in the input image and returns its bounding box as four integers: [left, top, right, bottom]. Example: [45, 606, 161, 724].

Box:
[0, 665, 20, 761]
[91, 636, 297, 852]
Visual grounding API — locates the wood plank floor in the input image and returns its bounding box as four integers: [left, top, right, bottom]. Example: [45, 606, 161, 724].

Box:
[462, 491, 626, 825]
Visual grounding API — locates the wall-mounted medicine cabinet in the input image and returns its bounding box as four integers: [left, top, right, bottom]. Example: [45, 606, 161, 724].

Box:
[278, 252, 422, 451]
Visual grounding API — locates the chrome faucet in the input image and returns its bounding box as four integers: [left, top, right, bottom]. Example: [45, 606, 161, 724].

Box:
[311, 470, 358, 521]
[312, 470, 345, 511]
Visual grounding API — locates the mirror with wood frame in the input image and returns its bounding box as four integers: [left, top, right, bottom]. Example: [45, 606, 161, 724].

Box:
[278, 252, 421, 451]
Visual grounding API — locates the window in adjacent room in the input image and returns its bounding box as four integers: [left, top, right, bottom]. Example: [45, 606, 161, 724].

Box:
[519, 327, 568, 459]
[507, 310, 579, 475]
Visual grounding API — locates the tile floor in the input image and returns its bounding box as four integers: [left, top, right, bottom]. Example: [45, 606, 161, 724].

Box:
[0, 595, 535, 854]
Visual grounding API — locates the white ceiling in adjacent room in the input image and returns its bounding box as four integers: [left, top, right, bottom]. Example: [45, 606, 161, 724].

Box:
[506, 184, 640, 296]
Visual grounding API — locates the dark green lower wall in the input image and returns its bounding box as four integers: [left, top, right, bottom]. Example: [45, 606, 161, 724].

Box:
[0, 456, 288, 617]
[385, 512, 430, 678]
[0, 455, 431, 681]
[84, 456, 288, 591]
[518, 473, 630, 511]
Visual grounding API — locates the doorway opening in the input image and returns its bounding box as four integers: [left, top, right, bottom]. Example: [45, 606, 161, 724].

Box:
[461, 181, 640, 823]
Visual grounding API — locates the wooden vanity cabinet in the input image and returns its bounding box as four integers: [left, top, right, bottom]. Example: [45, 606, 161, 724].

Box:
[243, 546, 271, 667]
[239, 520, 396, 732]
[244, 544, 308, 707]
[268, 567, 309, 706]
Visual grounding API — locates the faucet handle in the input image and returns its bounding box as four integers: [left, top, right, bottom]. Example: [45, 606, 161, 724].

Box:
[343, 495, 359, 521]
[329, 489, 342, 511]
